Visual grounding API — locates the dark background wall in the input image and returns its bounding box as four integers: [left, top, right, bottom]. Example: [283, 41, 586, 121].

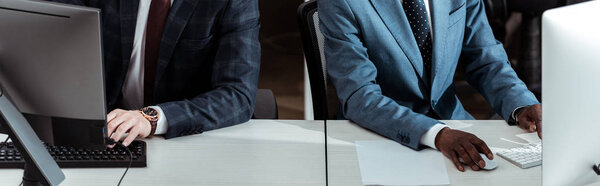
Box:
[258, 0, 306, 119]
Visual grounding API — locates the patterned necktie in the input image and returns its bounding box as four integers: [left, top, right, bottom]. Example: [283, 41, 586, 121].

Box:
[144, 0, 170, 106]
[402, 0, 433, 82]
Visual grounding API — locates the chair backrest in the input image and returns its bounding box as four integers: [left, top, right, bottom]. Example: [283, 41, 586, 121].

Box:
[297, 0, 339, 120]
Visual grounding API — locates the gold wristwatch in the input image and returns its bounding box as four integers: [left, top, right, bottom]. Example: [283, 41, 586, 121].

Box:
[140, 107, 159, 136]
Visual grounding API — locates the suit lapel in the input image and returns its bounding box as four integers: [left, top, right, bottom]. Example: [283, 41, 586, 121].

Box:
[154, 0, 200, 87]
[119, 0, 139, 76]
[429, 0, 450, 100]
[370, 0, 427, 86]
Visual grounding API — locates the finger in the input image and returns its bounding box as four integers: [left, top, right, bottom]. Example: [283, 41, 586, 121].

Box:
[111, 119, 136, 143]
[106, 109, 123, 124]
[122, 126, 141, 147]
[529, 124, 537, 132]
[533, 104, 542, 122]
[519, 120, 535, 132]
[457, 146, 478, 171]
[106, 114, 128, 138]
[527, 106, 542, 129]
[472, 138, 493, 160]
[463, 143, 485, 169]
[450, 151, 464, 172]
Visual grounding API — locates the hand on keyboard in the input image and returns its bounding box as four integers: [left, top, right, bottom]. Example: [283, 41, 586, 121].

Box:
[516, 104, 542, 139]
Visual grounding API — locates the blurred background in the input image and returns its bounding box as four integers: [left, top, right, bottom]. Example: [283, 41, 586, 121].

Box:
[258, 0, 306, 119]
[257, 0, 589, 120]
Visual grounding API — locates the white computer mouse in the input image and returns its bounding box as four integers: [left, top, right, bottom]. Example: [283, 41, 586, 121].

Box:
[459, 153, 498, 170]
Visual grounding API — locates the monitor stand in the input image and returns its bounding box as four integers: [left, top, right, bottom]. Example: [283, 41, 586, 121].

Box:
[22, 161, 45, 186]
[0, 85, 64, 186]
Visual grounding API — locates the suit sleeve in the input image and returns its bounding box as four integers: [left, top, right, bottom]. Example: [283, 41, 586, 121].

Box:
[319, 0, 439, 150]
[461, 0, 539, 121]
[158, 0, 260, 138]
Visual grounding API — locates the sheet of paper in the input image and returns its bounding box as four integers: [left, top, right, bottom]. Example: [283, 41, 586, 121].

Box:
[516, 133, 541, 144]
[444, 120, 473, 129]
[355, 140, 450, 186]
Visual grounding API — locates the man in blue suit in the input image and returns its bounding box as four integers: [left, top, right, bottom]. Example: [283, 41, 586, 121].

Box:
[319, 0, 542, 171]
[49, 0, 260, 147]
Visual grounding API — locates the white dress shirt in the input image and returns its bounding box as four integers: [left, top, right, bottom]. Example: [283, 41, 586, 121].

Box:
[121, 0, 174, 135]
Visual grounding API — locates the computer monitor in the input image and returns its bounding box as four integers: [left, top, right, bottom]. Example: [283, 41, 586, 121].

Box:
[0, 0, 106, 149]
[1, 85, 65, 185]
[542, 1, 600, 185]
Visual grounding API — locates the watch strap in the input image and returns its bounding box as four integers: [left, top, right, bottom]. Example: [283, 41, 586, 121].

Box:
[148, 118, 158, 136]
[140, 107, 159, 136]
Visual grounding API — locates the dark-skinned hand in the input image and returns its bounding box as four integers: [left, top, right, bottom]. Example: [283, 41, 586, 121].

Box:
[517, 104, 542, 139]
[435, 128, 493, 172]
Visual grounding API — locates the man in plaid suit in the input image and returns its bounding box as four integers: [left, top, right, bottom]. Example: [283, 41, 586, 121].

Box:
[49, 0, 261, 146]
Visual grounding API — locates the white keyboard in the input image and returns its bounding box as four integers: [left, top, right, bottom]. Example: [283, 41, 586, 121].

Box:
[496, 142, 542, 169]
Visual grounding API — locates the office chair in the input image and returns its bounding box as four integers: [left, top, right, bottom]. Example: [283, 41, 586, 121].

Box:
[297, 0, 339, 120]
[253, 89, 279, 119]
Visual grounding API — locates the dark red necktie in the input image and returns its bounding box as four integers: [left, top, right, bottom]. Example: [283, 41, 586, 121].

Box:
[144, 0, 170, 106]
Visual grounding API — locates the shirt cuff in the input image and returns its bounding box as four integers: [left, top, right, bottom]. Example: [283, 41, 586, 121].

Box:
[511, 105, 529, 121]
[420, 123, 448, 150]
[149, 106, 168, 135]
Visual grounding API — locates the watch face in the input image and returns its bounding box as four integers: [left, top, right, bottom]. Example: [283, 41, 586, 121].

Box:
[142, 107, 158, 117]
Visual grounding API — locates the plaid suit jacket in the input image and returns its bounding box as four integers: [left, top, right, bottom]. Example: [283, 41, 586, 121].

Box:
[52, 0, 261, 139]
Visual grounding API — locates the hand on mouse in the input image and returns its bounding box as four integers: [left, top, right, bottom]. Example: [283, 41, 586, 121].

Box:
[106, 109, 152, 148]
[516, 104, 542, 139]
[435, 128, 493, 172]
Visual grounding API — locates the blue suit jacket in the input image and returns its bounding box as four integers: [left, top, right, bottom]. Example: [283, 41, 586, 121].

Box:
[319, 0, 539, 150]
[51, 0, 261, 139]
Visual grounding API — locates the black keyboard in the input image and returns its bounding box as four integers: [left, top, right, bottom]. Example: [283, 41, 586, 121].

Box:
[0, 140, 146, 168]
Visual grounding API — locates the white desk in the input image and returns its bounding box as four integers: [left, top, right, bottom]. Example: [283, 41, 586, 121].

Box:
[326, 120, 541, 186]
[0, 120, 326, 186]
